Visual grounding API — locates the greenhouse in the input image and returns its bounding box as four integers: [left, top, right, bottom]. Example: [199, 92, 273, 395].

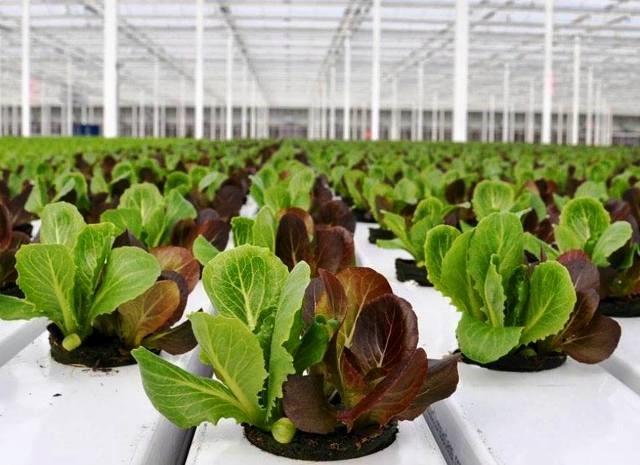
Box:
[0, 2, 640, 465]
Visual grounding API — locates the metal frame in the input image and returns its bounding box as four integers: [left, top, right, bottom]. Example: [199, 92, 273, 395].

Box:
[0, 0, 638, 141]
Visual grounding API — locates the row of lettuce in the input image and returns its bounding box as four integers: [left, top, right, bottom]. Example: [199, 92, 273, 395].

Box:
[0, 137, 635, 458]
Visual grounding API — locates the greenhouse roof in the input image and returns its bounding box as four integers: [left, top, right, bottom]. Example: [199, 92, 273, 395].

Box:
[0, 0, 638, 114]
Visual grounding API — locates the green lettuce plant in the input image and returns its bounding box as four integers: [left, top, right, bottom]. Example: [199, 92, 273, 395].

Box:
[425, 211, 620, 365]
[377, 197, 453, 266]
[133, 245, 331, 442]
[101, 182, 197, 249]
[0, 202, 162, 351]
[554, 197, 632, 267]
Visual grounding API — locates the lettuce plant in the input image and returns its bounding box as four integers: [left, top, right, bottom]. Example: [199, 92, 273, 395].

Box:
[377, 197, 452, 266]
[275, 208, 355, 276]
[0, 203, 31, 295]
[282, 267, 459, 433]
[554, 197, 632, 267]
[101, 183, 197, 249]
[425, 211, 620, 365]
[250, 162, 316, 213]
[0, 202, 162, 352]
[133, 245, 330, 442]
[228, 206, 354, 277]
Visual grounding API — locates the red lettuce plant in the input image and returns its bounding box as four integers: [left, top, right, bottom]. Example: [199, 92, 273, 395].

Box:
[276, 208, 355, 276]
[548, 251, 621, 363]
[282, 267, 459, 433]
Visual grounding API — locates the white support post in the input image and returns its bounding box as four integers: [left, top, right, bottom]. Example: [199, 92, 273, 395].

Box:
[194, 0, 204, 139]
[502, 64, 510, 143]
[131, 103, 138, 138]
[391, 76, 398, 140]
[489, 94, 496, 142]
[241, 63, 248, 138]
[153, 58, 159, 137]
[417, 62, 425, 140]
[103, 0, 118, 138]
[558, 103, 564, 144]
[66, 55, 73, 136]
[541, 0, 554, 144]
[225, 30, 233, 140]
[329, 62, 336, 139]
[250, 80, 257, 139]
[139, 90, 145, 138]
[179, 77, 186, 137]
[413, 104, 418, 140]
[571, 36, 580, 145]
[432, 93, 439, 141]
[439, 104, 446, 141]
[40, 81, 46, 136]
[21, 0, 30, 137]
[209, 102, 216, 139]
[586, 66, 593, 145]
[160, 104, 166, 137]
[481, 109, 487, 142]
[510, 104, 515, 142]
[453, 0, 468, 142]
[320, 81, 327, 139]
[370, 0, 381, 140]
[594, 81, 602, 146]
[343, 34, 351, 140]
[527, 80, 535, 143]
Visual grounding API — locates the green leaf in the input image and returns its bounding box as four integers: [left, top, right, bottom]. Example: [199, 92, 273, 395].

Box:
[424, 225, 460, 289]
[39, 202, 86, 248]
[231, 217, 254, 247]
[523, 232, 559, 261]
[591, 222, 633, 267]
[468, 212, 523, 296]
[164, 190, 197, 238]
[381, 211, 410, 247]
[472, 180, 515, 220]
[440, 231, 482, 318]
[266, 261, 311, 421]
[253, 207, 276, 251]
[202, 245, 289, 331]
[88, 247, 161, 325]
[100, 208, 143, 238]
[555, 197, 610, 254]
[193, 235, 220, 266]
[132, 347, 252, 428]
[483, 255, 506, 327]
[16, 244, 76, 334]
[0, 294, 44, 320]
[456, 313, 522, 364]
[189, 313, 267, 425]
[293, 319, 333, 373]
[520, 261, 576, 345]
[120, 183, 164, 225]
[73, 223, 117, 318]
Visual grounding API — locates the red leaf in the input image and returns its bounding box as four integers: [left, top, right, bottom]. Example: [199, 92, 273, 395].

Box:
[150, 246, 200, 293]
[282, 375, 337, 434]
[349, 295, 418, 376]
[397, 355, 460, 421]
[314, 225, 355, 274]
[275, 209, 313, 270]
[118, 279, 184, 348]
[562, 312, 621, 364]
[557, 250, 600, 293]
[142, 319, 198, 355]
[337, 348, 428, 430]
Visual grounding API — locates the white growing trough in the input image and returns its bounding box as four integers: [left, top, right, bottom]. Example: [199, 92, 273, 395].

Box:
[0, 319, 47, 367]
[0, 282, 212, 465]
[354, 221, 640, 465]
